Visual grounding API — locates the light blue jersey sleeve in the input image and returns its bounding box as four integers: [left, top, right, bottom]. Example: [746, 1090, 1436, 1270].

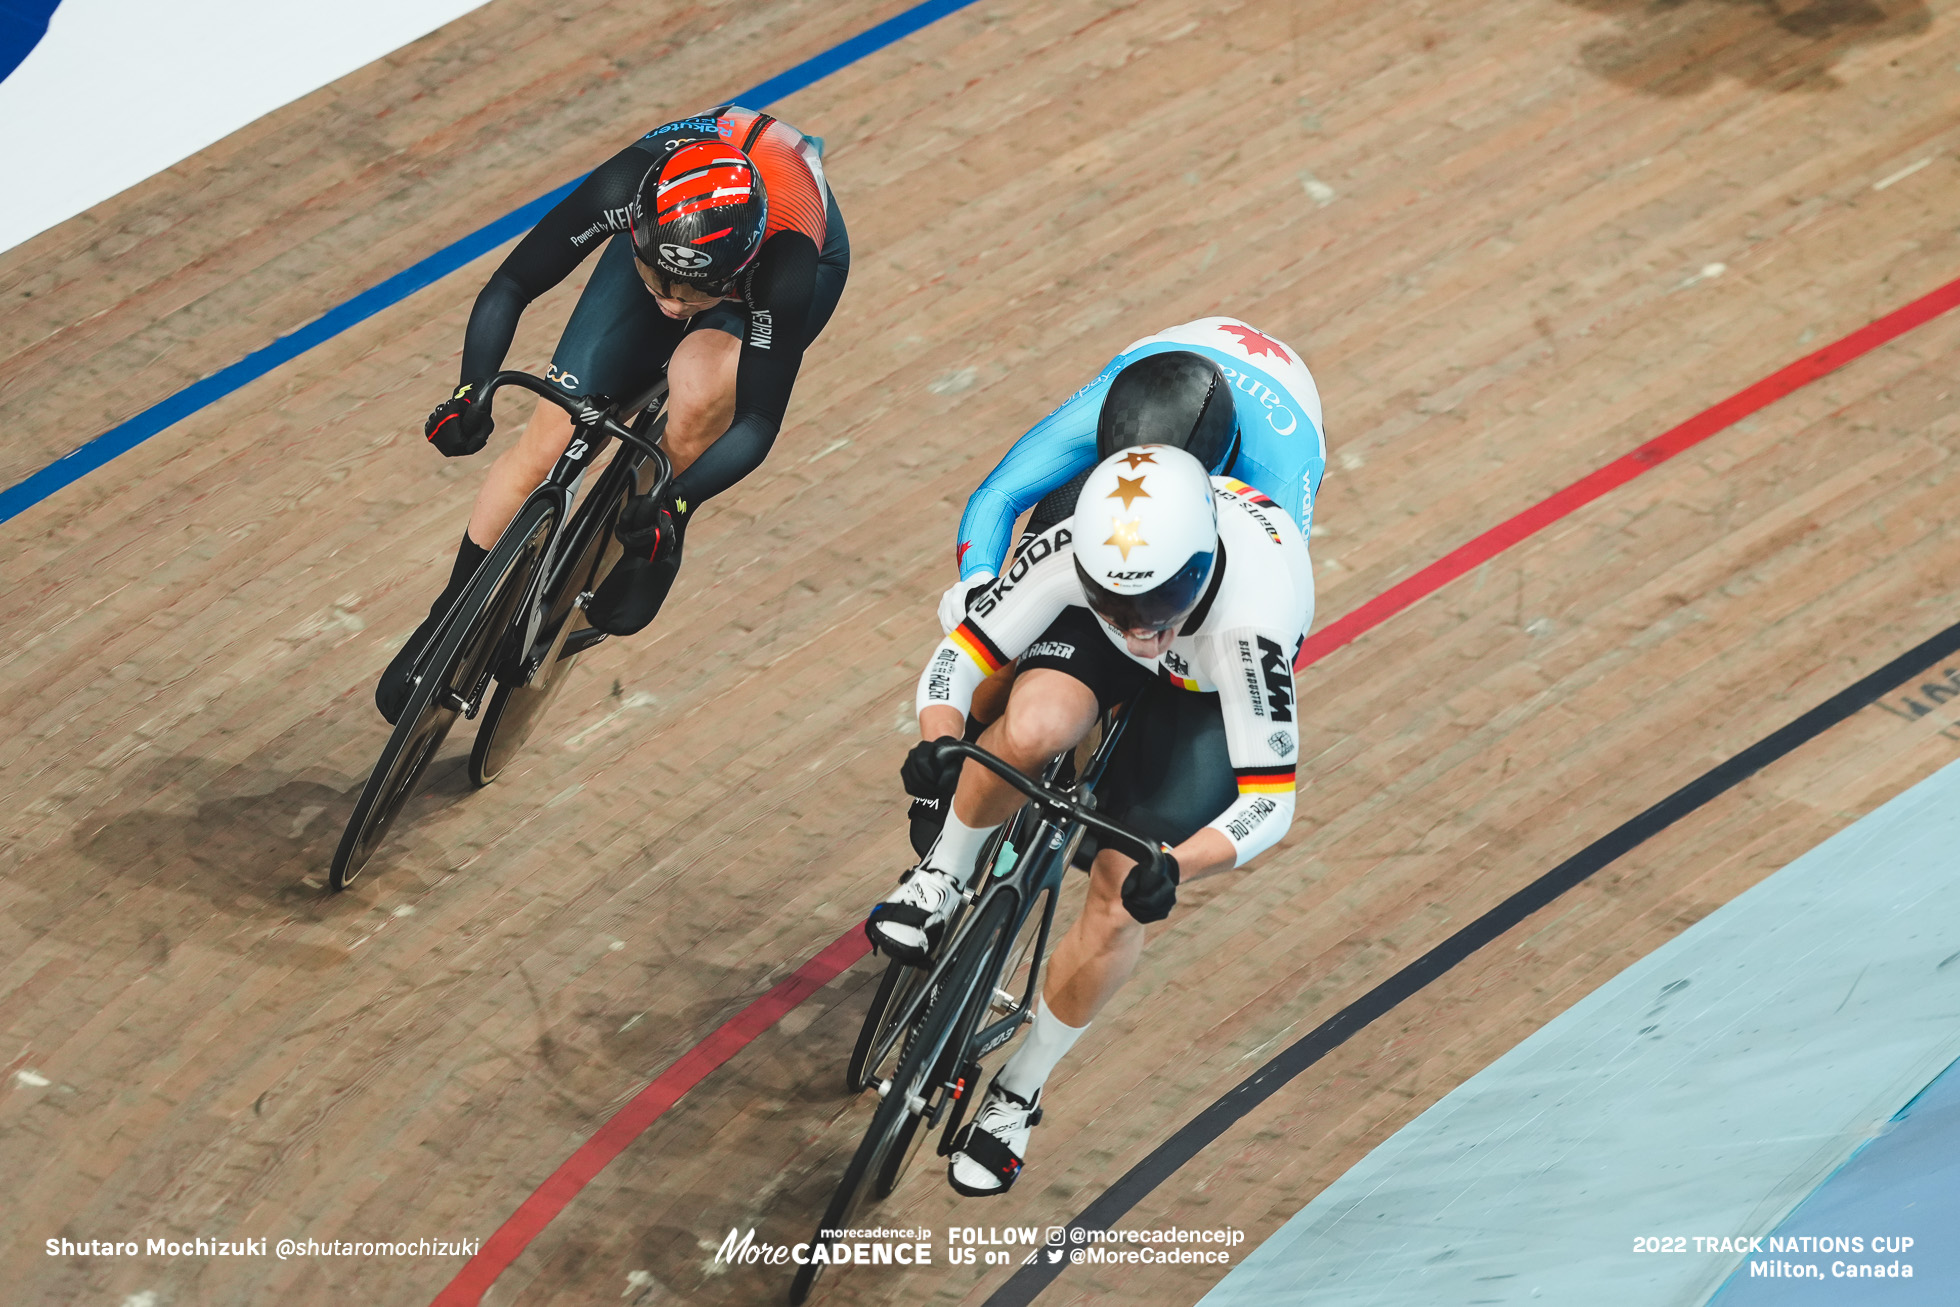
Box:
[955, 360, 1117, 579]
[1228, 387, 1325, 537]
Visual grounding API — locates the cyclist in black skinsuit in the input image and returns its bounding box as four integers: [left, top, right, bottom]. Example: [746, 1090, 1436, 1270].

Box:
[376, 106, 849, 722]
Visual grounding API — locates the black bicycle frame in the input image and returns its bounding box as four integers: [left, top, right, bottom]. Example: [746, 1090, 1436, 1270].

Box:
[410, 370, 673, 714]
[864, 707, 1164, 1087]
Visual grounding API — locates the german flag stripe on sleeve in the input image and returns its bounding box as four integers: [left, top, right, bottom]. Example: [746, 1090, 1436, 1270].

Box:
[1220, 477, 1276, 507]
[1235, 764, 1296, 794]
[950, 621, 1009, 675]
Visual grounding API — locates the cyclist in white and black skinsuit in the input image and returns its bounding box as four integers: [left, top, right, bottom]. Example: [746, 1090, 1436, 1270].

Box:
[866, 444, 1313, 1197]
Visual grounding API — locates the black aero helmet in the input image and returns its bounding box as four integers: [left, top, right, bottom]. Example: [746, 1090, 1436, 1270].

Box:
[1096, 350, 1240, 475]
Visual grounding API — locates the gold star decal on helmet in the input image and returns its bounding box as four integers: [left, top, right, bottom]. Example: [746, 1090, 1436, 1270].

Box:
[1118, 450, 1158, 470]
[1107, 475, 1150, 509]
[1105, 516, 1148, 560]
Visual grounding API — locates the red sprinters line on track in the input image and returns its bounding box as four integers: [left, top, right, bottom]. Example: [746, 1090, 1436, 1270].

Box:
[429, 272, 1960, 1306]
[429, 931, 870, 1306]
[1293, 273, 1960, 671]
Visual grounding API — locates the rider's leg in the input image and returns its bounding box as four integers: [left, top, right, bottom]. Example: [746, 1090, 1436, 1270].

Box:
[924, 669, 1100, 878]
[373, 398, 572, 723]
[870, 667, 1103, 961]
[968, 660, 1016, 726]
[898, 608, 1150, 899]
[1002, 681, 1238, 1068]
[467, 398, 576, 546]
[951, 845, 1137, 1196]
[661, 326, 739, 478]
[1036, 846, 1149, 1026]
[987, 849, 1141, 1105]
[583, 321, 739, 636]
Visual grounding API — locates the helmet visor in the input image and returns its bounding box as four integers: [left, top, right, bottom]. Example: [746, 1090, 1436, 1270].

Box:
[1075, 552, 1214, 634]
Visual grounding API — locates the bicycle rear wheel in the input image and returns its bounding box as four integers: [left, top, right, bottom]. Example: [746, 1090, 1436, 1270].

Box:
[790, 893, 1014, 1305]
[468, 634, 581, 786]
[470, 440, 652, 786]
[331, 500, 557, 889]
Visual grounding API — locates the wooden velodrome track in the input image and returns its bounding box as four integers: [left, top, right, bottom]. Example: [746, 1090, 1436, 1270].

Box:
[6, 0, 1960, 1303]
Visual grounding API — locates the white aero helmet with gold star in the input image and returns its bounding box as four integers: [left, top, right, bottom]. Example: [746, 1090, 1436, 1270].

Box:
[1069, 443, 1219, 634]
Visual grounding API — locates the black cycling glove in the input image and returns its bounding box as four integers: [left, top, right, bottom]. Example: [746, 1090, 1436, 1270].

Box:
[614, 492, 679, 561]
[1120, 849, 1181, 924]
[425, 382, 494, 456]
[901, 738, 963, 803]
[902, 737, 965, 859]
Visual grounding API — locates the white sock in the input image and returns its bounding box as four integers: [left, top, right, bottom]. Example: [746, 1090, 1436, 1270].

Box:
[923, 808, 1001, 881]
[998, 997, 1087, 1101]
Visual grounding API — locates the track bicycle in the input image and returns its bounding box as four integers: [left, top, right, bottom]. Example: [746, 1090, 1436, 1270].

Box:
[330, 370, 673, 890]
[791, 708, 1169, 1304]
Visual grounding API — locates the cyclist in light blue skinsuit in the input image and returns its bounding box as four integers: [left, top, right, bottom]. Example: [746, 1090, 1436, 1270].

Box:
[936, 316, 1328, 633]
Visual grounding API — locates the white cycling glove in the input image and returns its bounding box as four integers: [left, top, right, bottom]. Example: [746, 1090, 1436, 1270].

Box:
[937, 570, 995, 634]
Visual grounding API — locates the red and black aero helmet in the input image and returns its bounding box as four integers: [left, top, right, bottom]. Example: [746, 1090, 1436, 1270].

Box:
[630, 140, 769, 293]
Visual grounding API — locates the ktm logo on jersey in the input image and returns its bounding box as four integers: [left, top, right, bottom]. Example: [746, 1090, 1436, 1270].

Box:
[1256, 636, 1293, 722]
[1220, 324, 1291, 362]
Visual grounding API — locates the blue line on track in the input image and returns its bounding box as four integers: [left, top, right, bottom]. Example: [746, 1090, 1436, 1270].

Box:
[0, 0, 981, 527]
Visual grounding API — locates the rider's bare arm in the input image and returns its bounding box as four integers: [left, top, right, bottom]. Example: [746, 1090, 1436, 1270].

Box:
[1165, 827, 1237, 882]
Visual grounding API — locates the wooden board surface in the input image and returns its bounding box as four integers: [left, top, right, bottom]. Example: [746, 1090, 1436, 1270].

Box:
[4, 0, 1959, 1303]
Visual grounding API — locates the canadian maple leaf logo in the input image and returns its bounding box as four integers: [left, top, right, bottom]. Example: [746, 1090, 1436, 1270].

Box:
[1220, 324, 1291, 362]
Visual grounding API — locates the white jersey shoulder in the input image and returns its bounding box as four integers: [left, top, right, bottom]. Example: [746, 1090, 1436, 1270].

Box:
[1149, 480, 1312, 691]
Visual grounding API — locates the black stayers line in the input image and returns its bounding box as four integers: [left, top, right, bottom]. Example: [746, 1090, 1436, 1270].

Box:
[984, 613, 1960, 1306]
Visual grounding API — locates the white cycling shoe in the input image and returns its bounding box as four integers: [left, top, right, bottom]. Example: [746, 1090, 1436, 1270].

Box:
[948, 1076, 1041, 1196]
[864, 865, 963, 966]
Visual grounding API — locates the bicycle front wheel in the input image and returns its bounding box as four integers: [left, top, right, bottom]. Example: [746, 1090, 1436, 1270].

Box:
[331, 499, 557, 889]
[790, 893, 1015, 1305]
[845, 956, 926, 1095]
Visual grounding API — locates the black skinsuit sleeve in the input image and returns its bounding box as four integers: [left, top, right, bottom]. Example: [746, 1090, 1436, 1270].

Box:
[456, 145, 653, 384]
[671, 228, 822, 504]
